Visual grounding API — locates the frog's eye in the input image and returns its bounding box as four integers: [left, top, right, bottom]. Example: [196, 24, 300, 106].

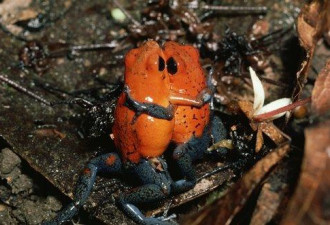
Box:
[166, 57, 177, 75]
[158, 56, 165, 71]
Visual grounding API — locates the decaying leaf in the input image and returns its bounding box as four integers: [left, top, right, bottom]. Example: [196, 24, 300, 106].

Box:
[0, 0, 35, 34]
[250, 160, 293, 225]
[281, 121, 330, 225]
[296, 0, 329, 52]
[258, 122, 287, 146]
[311, 60, 330, 115]
[35, 128, 66, 139]
[251, 183, 283, 225]
[293, 0, 330, 100]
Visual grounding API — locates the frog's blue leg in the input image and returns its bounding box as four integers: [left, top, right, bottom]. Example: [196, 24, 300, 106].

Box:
[42, 153, 122, 225]
[117, 158, 176, 225]
[171, 115, 227, 194]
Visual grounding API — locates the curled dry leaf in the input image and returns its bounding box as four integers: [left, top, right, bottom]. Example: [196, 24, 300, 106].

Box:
[311, 60, 330, 115]
[183, 143, 290, 225]
[296, 0, 329, 51]
[293, 0, 330, 100]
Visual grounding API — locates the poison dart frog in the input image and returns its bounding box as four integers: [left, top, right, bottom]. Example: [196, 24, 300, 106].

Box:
[125, 41, 227, 194]
[44, 40, 226, 225]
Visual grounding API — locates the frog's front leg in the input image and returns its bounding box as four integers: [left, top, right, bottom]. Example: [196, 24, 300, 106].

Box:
[123, 85, 212, 122]
[169, 88, 213, 107]
[43, 153, 122, 225]
[123, 85, 175, 122]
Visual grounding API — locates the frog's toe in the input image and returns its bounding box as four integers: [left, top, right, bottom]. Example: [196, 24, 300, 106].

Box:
[144, 216, 178, 225]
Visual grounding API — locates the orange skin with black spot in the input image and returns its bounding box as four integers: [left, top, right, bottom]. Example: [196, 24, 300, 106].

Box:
[112, 41, 174, 163]
[164, 42, 210, 144]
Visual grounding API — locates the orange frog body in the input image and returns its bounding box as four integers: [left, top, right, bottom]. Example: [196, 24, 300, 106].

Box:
[112, 40, 174, 163]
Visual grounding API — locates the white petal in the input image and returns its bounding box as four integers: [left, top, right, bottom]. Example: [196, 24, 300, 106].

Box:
[255, 98, 292, 119]
[249, 67, 264, 112]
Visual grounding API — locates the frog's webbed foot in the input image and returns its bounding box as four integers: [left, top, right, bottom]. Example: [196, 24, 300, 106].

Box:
[148, 214, 178, 225]
[117, 200, 177, 225]
[123, 85, 174, 123]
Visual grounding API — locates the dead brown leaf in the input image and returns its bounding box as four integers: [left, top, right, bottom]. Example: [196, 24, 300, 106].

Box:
[34, 129, 66, 139]
[312, 60, 330, 115]
[238, 100, 254, 121]
[0, 0, 34, 34]
[293, 0, 330, 100]
[258, 122, 287, 145]
[250, 162, 291, 225]
[281, 121, 330, 225]
[251, 183, 282, 225]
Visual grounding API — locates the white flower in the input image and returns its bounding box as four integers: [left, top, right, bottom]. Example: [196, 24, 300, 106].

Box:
[249, 67, 292, 120]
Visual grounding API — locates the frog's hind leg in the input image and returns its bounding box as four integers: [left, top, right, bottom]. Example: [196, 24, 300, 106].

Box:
[43, 153, 122, 225]
[171, 115, 227, 194]
[171, 125, 211, 194]
[117, 158, 176, 225]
